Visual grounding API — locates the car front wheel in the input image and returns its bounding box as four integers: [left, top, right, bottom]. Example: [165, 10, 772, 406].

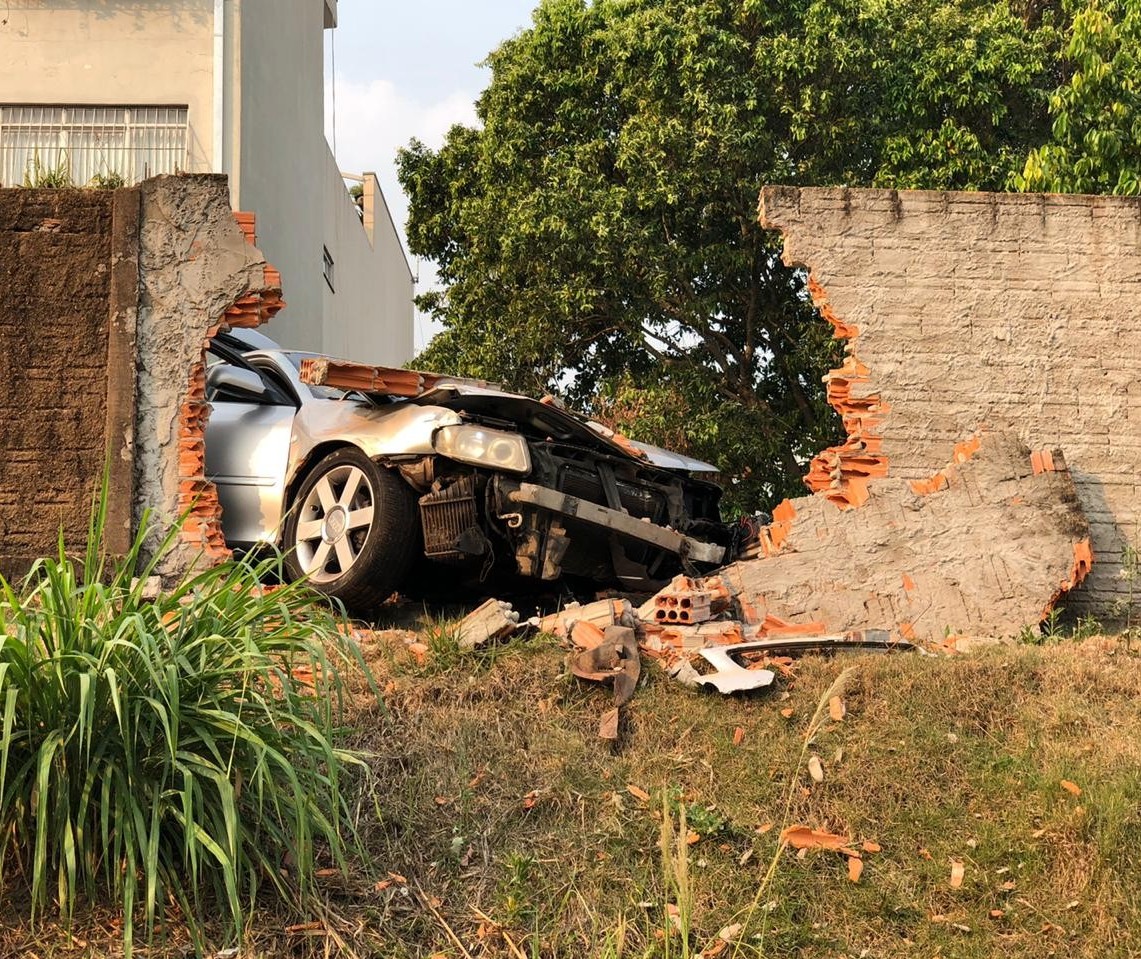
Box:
[283, 447, 418, 611]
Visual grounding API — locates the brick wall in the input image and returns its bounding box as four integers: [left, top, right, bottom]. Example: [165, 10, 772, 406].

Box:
[760, 187, 1141, 619]
[0, 176, 277, 581]
[0, 188, 137, 575]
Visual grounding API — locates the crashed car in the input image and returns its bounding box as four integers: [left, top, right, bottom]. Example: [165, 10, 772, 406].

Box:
[204, 329, 731, 610]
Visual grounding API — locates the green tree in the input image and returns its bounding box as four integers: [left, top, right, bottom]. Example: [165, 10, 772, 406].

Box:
[400, 0, 1059, 511]
[1017, 0, 1141, 194]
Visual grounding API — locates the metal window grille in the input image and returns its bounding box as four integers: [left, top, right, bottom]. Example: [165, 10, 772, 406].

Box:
[323, 245, 335, 292]
[0, 105, 189, 188]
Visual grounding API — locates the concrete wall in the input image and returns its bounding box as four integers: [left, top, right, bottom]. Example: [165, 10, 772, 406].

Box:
[0, 176, 280, 580]
[0, 186, 139, 575]
[760, 186, 1141, 619]
[321, 162, 415, 365]
[0, 1, 216, 174]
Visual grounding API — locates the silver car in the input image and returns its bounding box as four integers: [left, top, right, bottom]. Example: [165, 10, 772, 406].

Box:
[204, 330, 730, 611]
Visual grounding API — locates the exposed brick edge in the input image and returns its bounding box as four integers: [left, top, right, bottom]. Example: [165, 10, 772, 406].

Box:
[800, 276, 891, 509]
[1050, 539, 1094, 617]
[177, 211, 284, 559]
[735, 271, 890, 568]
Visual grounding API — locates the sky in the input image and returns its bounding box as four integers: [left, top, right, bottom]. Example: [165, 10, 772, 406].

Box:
[324, 0, 539, 351]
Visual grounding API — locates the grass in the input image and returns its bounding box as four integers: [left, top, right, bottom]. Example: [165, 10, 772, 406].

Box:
[344, 632, 1141, 958]
[4, 624, 1141, 956]
[0, 493, 374, 956]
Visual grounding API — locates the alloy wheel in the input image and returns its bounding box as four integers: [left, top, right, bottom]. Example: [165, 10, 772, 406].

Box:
[293, 464, 376, 583]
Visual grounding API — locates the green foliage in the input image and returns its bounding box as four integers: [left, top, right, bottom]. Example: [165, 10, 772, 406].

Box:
[762, 0, 1060, 188]
[400, 0, 1061, 511]
[1017, 0, 1141, 194]
[0, 492, 371, 954]
[22, 150, 75, 189]
[88, 171, 127, 190]
[1017, 606, 1104, 643]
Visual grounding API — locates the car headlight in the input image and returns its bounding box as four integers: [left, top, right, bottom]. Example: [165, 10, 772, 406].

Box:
[433, 424, 531, 474]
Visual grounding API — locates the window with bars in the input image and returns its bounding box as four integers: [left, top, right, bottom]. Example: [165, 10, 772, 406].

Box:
[0, 105, 189, 188]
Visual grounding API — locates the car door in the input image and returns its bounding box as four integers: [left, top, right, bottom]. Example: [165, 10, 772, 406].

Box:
[203, 346, 297, 548]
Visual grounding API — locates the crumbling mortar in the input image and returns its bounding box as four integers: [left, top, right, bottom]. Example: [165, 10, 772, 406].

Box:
[134, 175, 280, 579]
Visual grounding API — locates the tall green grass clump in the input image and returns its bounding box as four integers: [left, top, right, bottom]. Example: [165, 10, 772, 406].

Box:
[0, 492, 373, 954]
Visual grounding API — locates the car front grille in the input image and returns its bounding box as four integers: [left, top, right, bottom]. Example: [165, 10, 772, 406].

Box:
[557, 465, 667, 523]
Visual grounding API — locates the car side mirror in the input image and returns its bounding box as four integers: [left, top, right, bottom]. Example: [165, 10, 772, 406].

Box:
[206, 364, 267, 400]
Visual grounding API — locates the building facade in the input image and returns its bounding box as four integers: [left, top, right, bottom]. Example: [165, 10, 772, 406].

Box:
[0, 0, 413, 366]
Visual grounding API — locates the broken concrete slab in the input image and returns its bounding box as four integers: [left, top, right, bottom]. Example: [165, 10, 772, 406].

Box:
[718, 433, 1091, 644]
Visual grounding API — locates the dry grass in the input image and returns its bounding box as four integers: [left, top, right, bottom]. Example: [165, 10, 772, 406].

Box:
[5, 633, 1141, 957]
[339, 632, 1141, 958]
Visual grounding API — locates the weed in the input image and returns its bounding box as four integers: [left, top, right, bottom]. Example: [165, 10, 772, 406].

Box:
[666, 787, 729, 838]
[1117, 540, 1140, 643]
[0, 486, 373, 955]
[499, 853, 538, 926]
[1018, 606, 1099, 645]
[89, 171, 126, 190]
[21, 150, 74, 188]
[659, 797, 694, 958]
[419, 617, 466, 671]
[1040, 607, 1065, 641]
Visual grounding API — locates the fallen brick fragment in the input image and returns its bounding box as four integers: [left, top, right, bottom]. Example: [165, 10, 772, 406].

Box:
[534, 598, 634, 637]
[456, 598, 519, 650]
[568, 624, 641, 739]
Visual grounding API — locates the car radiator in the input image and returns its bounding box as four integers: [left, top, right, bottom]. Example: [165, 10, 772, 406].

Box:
[419, 474, 480, 559]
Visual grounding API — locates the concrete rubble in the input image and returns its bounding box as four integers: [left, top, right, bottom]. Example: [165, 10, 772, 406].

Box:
[455, 598, 521, 650]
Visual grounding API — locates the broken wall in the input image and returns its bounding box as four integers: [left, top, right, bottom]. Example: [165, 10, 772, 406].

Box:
[0, 176, 278, 581]
[135, 175, 281, 577]
[760, 187, 1141, 620]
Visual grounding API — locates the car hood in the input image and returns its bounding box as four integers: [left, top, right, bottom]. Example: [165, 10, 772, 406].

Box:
[408, 382, 719, 473]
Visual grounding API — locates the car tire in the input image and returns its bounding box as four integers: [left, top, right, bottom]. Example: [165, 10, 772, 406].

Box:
[283, 447, 419, 611]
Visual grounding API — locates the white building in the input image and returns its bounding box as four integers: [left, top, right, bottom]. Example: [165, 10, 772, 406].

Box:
[0, 0, 414, 366]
